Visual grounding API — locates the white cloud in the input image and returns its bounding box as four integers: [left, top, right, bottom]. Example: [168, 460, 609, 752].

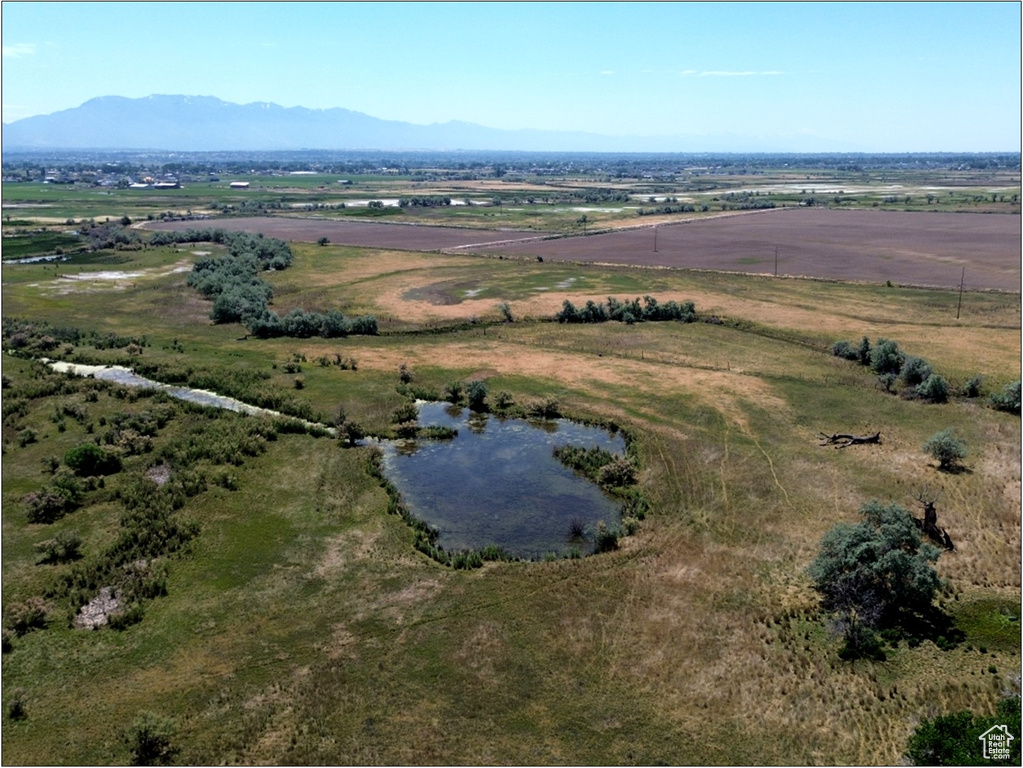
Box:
[679, 69, 697, 76]
[2, 43, 36, 59]
[699, 70, 783, 77]
[600, 70, 614, 75]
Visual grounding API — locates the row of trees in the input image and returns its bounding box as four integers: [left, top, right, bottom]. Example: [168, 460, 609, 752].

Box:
[556, 296, 696, 325]
[245, 307, 377, 339]
[834, 335, 1020, 413]
[398, 196, 451, 208]
[832, 336, 952, 402]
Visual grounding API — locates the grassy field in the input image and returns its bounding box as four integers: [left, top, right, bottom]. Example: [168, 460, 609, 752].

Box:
[2, 195, 1020, 764]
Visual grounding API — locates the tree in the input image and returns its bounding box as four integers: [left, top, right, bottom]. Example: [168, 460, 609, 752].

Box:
[807, 501, 943, 652]
[65, 442, 121, 476]
[906, 695, 1021, 765]
[923, 429, 966, 471]
[317, 236, 329, 246]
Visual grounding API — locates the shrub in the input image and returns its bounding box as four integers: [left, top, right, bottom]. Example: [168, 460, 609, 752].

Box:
[923, 428, 966, 471]
[592, 521, 621, 553]
[831, 340, 859, 360]
[596, 456, 638, 488]
[6, 597, 49, 636]
[35, 529, 83, 563]
[962, 376, 983, 398]
[900, 356, 932, 387]
[990, 380, 1021, 415]
[124, 711, 176, 765]
[398, 363, 413, 384]
[337, 420, 365, 447]
[392, 402, 419, 424]
[65, 442, 122, 476]
[466, 380, 488, 412]
[915, 374, 949, 403]
[526, 397, 560, 419]
[498, 302, 514, 323]
[395, 422, 419, 439]
[444, 381, 464, 404]
[869, 338, 904, 375]
[492, 390, 515, 412]
[857, 336, 872, 365]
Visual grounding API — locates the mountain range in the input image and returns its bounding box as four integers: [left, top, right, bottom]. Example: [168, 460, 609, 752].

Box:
[2, 95, 857, 153]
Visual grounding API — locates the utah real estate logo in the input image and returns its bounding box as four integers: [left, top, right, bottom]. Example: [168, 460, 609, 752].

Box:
[978, 724, 1014, 761]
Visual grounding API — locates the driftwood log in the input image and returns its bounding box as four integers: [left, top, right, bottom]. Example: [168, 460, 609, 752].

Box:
[913, 496, 956, 551]
[818, 431, 881, 448]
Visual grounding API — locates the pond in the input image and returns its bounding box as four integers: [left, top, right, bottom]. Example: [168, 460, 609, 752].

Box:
[377, 402, 627, 560]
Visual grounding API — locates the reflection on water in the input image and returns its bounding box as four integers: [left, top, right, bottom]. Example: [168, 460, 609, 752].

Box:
[378, 402, 626, 560]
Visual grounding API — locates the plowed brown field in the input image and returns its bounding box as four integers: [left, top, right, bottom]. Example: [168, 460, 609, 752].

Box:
[147, 208, 1021, 291]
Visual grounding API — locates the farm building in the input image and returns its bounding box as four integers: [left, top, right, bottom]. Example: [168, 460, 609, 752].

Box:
[229, 181, 250, 189]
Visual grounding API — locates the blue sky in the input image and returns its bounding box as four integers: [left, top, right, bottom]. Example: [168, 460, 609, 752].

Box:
[2, 1, 1020, 151]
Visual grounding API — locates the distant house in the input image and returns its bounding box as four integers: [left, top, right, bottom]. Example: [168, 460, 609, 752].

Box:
[129, 183, 151, 189]
[154, 182, 180, 189]
[229, 181, 250, 189]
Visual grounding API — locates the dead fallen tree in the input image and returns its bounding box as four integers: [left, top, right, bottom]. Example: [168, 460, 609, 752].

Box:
[818, 431, 881, 448]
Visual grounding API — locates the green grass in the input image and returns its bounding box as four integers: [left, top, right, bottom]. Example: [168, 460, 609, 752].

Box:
[1, 231, 84, 260]
[1, 195, 1020, 764]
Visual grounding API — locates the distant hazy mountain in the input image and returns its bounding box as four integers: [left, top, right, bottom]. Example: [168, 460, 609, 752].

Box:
[1, 94, 855, 153]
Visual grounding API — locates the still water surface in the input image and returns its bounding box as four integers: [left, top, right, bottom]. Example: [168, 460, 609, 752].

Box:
[378, 402, 626, 559]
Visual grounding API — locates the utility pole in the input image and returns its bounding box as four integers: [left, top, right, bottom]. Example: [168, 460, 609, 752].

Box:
[653, 225, 658, 253]
[774, 246, 778, 277]
[955, 267, 965, 320]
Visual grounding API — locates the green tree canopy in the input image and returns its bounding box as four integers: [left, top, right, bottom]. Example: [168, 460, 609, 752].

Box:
[808, 501, 943, 630]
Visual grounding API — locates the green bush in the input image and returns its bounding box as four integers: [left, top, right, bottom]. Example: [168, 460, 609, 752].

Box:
[990, 380, 1021, 415]
[6, 597, 49, 637]
[65, 442, 122, 476]
[869, 338, 904, 375]
[466, 380, 488, 412]
[392, 402, 419, 424]
[444, 381, 464, 404]
[923, 428, 967, 471]
[592, 521, 621, 553]
[906, 695, 1020, 765]
[831, 340, 859, 360]
[35, 529, 83, 563]
[915, 374, 949, 403]
[901, 356, 933, 386]
[492, 390, 515, 412]
[596, 456, 638, 488]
